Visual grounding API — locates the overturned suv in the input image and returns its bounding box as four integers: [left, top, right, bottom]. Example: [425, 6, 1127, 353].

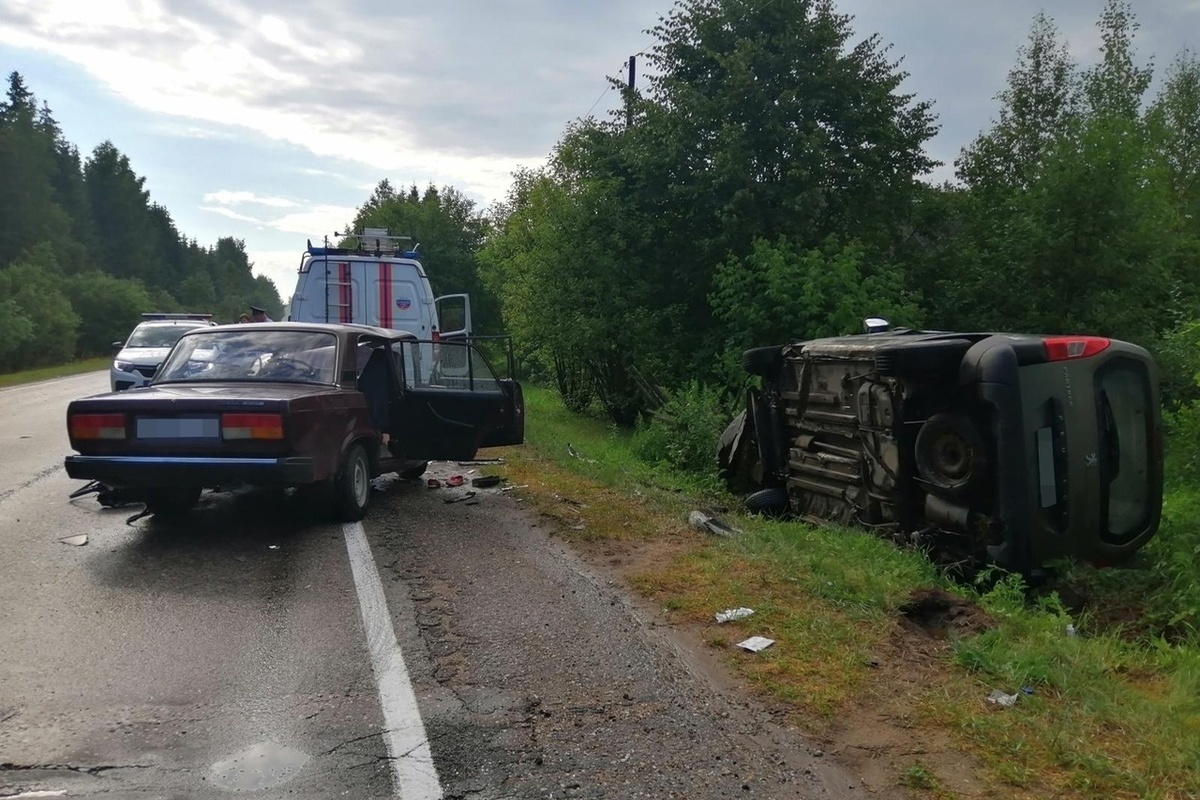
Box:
[718, 319, 1164, 577]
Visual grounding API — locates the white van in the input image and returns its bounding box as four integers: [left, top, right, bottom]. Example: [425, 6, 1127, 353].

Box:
[288, 227, 473, 335]
[287, 228, 478, 382]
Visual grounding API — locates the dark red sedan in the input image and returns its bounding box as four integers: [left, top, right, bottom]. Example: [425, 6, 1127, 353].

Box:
[64, 322, 524, 520]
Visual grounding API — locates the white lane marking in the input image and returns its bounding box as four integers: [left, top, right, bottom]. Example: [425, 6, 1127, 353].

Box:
[7, 792, 68, 798]
[343, 521, 443, 800]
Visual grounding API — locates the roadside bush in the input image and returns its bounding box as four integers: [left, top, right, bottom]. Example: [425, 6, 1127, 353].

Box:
[632, 380, 734, 476]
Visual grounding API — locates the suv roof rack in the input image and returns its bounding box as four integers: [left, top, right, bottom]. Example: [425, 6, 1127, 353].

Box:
[141, 312, 214, 321]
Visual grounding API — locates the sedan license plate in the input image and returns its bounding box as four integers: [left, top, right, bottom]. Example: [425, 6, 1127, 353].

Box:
[136, 416, 220, 439]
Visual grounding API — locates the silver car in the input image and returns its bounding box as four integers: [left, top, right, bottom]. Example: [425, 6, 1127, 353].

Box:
[110, 316, 217, 391]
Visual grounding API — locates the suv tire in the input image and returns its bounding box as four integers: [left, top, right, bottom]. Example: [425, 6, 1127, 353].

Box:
[742, 346, 785, 378]
[745, 487, 789, 517]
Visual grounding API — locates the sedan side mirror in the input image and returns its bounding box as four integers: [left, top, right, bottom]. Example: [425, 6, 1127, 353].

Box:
[111, 341, 124, 350]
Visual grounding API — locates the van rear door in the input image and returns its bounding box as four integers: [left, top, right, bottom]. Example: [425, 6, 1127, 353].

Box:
[369, 260, 429, 336]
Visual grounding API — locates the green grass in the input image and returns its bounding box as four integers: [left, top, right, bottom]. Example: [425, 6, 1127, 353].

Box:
[493, 385, 1200, 799]
[0, 357, 109, 388]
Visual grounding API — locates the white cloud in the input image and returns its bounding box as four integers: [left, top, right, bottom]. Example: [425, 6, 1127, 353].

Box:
[203, 190, 299, 208]
[0, 0, 536, 205]
[199, 205, 263, 225]
[263, 205, 359, 237]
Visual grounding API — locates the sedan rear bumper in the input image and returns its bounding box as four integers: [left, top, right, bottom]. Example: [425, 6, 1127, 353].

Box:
[64, 455, 317, 488]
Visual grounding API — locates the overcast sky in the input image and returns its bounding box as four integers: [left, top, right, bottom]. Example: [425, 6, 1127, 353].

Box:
[1, 0, 1196, 300]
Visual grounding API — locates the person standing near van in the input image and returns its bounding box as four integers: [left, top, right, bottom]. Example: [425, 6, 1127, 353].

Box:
[249, 306, 273, 322]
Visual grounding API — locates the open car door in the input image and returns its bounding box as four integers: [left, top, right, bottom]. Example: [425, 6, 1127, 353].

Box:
[388, 338, 524, 462]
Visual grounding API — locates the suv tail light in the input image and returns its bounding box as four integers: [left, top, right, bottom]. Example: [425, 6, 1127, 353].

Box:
[221, 413, 284, 440]
[70, 413, 127, 440]
[1043, 336, 1110, 361]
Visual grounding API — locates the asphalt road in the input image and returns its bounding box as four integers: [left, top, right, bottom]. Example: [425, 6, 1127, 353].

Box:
[0, 372, 894, 799]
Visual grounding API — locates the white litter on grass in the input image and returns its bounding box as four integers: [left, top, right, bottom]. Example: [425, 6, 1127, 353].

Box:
[986, 689, 1020, 708]
[58, 534, 88, 546]
[715, 607, 755, 623]
[736, 636, 775, 653]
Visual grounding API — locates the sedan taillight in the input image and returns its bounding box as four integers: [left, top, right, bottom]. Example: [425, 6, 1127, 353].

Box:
[221, 413, 284, 440]
[70, 413, 127, 440]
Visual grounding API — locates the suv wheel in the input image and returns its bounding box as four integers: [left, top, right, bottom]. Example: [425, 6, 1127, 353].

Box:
[741, 346, 785, 378]
[914, 413, 987, 496]
[745, 487, 789, 517]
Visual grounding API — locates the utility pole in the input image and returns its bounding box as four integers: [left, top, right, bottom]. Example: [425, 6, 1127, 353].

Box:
[626, 55, 636, 129]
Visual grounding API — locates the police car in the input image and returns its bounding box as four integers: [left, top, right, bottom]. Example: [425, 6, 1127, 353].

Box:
[110, 313, 217, 391]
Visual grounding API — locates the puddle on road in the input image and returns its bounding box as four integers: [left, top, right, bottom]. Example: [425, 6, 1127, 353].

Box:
[209, 742, 309, 792]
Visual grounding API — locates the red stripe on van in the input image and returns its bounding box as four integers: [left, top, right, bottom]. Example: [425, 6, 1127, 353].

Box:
[338, 262, 351, 323]
[380, 261, 392, 328]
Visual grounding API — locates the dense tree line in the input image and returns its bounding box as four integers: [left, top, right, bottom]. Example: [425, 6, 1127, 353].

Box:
[472, 0, 1200, 424]
[0, 72, 283, 372]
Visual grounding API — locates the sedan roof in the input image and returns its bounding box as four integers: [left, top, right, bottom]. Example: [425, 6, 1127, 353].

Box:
[203, 321, 419, 342]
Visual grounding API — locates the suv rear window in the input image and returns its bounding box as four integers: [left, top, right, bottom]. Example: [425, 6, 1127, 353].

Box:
[1096, 359, 1153, 544]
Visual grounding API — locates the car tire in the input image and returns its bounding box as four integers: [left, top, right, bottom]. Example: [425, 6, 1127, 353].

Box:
[334, 444, 372, 522]
[398, 462, 429, 481]
[744, 487, 789, 517]
[914, 412, 987, 496]
[741, 346, 785, 378]
[144, 486, 201, 518]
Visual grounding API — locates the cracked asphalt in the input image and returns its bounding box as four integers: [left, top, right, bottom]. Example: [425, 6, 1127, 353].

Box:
[0, 372, 893, 799]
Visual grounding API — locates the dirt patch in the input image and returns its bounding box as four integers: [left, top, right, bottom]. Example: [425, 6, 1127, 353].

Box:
[899, 587, 996, 639]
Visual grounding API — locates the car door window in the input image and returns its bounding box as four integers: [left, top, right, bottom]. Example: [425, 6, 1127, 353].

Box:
[399, 340, 500, 392]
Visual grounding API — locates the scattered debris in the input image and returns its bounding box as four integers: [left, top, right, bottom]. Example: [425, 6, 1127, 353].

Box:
[444, 492, 477, 504]
[58, 533, 88, 547]
[558, 495, 586, 508]
[446, 475, 465, 488]
[68, 480, 103, 500]
[1066, 624, 1078, 637]
[125, 507, 152, 525]
[500, 484, 529, 493]
[715, 607, 755, 623]
[456, 458, 505, 466]
[986, 689, 1020, 708]
[688, 510, 740, 537]
[1020, 686, 1035, 695]
[736, 636, 776, 653]
[566, 443, 597, 463]
[19, 435, 31, 439]
[268, 545, 280, 550]
[426, 478, 442, 489]
[471, 475, 502, 488]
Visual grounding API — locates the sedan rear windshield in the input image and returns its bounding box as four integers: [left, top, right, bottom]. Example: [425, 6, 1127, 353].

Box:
[1096, 359, 1154, 544]
[126, 324, 206, 348]
[156, 330, 338, 385]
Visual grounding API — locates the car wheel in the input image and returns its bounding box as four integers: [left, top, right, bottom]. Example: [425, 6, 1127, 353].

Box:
[741, 346, 785, 378]
[334, 444, 372, 521]
[745, 487, 789, 517]
[144, 486, 201, 518]
[398, 462, 429, 481]
[914, 412, 987, 496]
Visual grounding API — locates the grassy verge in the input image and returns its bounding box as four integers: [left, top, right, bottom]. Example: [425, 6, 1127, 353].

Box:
[0, 357, 109, 389]
[488, 386, 1200, 800]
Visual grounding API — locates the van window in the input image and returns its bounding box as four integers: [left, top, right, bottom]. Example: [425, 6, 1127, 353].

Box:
[1095, 359, 1153, 544]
